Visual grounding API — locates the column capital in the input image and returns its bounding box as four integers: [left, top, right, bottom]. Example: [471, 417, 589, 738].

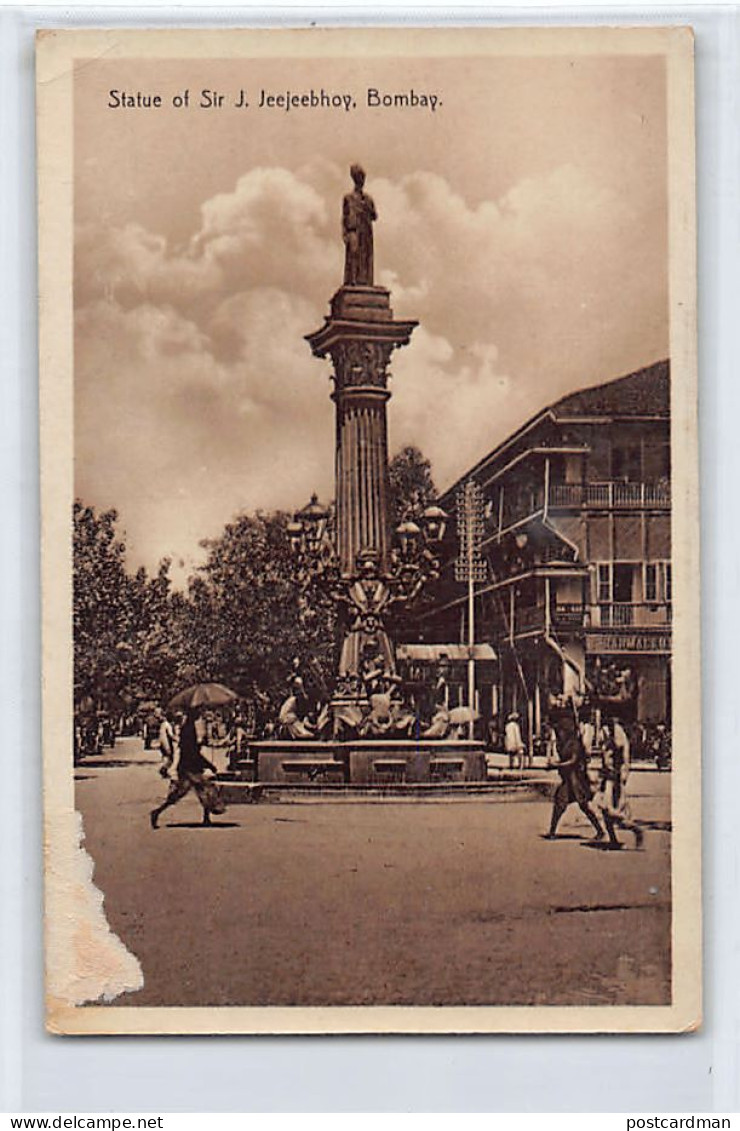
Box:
[305, 285, 417, 362]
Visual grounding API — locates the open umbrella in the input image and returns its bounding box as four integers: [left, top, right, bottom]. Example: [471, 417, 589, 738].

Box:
[168, 682, 238, 710]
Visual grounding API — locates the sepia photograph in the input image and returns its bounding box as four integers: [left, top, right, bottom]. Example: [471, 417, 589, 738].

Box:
[37, 26, 699, 1035]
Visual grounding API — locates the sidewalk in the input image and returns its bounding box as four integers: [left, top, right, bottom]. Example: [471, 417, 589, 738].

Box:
[485, 751, 666, 774]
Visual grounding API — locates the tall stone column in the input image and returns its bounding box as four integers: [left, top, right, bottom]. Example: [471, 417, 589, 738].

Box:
[334, 383, 391, 575]
[306, 285, 417, 578]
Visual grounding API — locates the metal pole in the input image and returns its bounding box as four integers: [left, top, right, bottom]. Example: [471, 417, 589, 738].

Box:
[467, 484, 476, 739]
[468, 571, 475, 739]
[456, 478, 485, 740]
[527, 697, 534, 768]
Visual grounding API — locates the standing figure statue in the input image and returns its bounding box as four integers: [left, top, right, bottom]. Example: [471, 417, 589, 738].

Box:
[333, 551, 420, 680]
[343, 164, 377, 286]
[333, 553, 395, 678]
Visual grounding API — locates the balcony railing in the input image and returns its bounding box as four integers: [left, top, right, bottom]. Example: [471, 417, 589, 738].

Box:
[548, 481, 671, 509]
[494, 479, 671, 537]
[594, 602, 672, 628]
[552, 602, 585, 628]
[509, 602, 671, 637]
[512, 603, 586, 636]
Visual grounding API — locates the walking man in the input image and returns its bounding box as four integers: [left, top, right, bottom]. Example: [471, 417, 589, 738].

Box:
[504, 711, 525, 770]
[594, 716, 644, 850]
[150, 706, 225, 828]
[546, 706, 605, 841]
[157, 710, 176, 778]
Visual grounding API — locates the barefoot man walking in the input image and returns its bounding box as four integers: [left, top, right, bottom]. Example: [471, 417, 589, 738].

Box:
[150, 706, 225, 829]
[546, 702, 605, 842]
[593, 715, 644, 851]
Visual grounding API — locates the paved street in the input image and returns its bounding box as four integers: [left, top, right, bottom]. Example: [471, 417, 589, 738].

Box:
[75, 737, 672, 1008]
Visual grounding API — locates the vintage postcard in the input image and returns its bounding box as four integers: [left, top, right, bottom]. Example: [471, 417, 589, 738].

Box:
[38, 26, 699, 1035]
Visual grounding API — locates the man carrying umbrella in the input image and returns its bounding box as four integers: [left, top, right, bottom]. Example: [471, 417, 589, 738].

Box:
[150, 683, 235, 829]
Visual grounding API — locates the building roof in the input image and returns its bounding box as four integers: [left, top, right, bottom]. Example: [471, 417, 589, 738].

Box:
[551, 359, 669, 419]
[441, 359, 670, 503]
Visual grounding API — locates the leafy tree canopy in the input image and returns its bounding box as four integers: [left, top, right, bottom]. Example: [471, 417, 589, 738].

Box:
[181, 511, 336, 706]
[73, 501, 180, 711]
[388, 445, 438, 526]
[73, 445, 437, 713]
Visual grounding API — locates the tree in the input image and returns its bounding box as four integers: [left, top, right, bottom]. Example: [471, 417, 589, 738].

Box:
[388, 445, 438, 526]
[73, 501, 184, 711]
[73, 445, 440, 715]
[178, 511, 336, 707]
[126, 558, 184, 703]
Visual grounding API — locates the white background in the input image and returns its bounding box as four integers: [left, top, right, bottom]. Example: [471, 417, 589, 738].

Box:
[1, 0, 738, 1114]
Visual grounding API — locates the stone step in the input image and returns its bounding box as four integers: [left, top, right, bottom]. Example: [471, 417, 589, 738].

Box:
[217, 776, 554, 804]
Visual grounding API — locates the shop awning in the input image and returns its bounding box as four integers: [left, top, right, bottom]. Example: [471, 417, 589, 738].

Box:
[396, 643, 497, 662]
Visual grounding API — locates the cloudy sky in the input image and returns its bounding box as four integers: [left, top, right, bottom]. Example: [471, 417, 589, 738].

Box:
[74, 49, 668, 584]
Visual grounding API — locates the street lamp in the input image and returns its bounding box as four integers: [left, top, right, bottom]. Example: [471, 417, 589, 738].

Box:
[421, 504, 449, 545]
[293, 494, 330, 555]
[286, 520, 304, 554]
[395, 520, 421, 559]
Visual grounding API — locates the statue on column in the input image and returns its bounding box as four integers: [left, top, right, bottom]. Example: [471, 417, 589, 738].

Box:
[342, 164, 377, 286]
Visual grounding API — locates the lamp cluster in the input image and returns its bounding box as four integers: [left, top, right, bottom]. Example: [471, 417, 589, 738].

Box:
[287, 493, 449, 589]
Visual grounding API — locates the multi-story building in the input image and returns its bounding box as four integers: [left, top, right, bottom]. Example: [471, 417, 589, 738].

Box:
[406, 360, 671, 741]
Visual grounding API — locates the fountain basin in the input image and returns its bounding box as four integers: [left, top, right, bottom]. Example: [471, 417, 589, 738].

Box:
[230, 739, 486, 786]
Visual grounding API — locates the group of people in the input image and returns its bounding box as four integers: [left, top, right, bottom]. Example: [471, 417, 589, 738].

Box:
[499, 701, 645, 849]
[545, 704, 644, 850]
[139, 663, 646, 848]
[74, 705, 186, 764]
[588, 659, 638, 703]
[147, 693, 643, 848]
[73, 712, 118, 762]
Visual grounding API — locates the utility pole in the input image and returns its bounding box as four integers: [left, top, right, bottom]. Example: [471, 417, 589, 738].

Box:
[455, 479, 487, 737]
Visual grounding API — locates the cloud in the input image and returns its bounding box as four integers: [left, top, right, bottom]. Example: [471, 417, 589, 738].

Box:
[75, 222, 222, 313]
[74, 287, 335, 583]
[195, 167, 332, 274]
[74, 159, 667, 580]
[373, 164, 644, 364]
[390, 330, 538, 492]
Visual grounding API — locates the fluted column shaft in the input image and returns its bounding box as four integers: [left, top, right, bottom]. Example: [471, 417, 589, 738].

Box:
[333, 387, 391, 577]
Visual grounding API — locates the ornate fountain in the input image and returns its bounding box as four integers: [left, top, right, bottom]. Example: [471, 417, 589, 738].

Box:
[244, 166, 487, 788]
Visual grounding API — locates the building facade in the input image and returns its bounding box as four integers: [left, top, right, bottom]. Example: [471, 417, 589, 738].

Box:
[406, 360, 671, 743]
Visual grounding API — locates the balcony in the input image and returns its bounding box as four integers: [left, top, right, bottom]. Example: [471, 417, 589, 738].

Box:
[509, 602, 670, 637]
[494, 479, 671, 538]
[512, 603, 586, 637]
[592, 602, 672, 628]
[500, 485, 545, 530]
[552, 602, 585, 628]
[548, 481, 671, 510]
